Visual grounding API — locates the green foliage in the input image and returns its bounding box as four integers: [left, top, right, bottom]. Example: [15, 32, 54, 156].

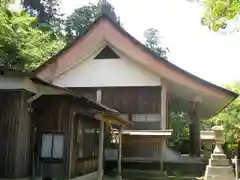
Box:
[65, 3, 98, 42]
[202, 0, 240, 31]
[1, 0, 123, 71]
[0, 0, 14, 7]
[170, 112, 189, 143]
[98, 0, 121, 24]
[22, 0, 62, 24]
[203, 82, 240, 145]
[144, 28, 169, 59]
[65, 1, 121, 42]
[169, 111, 190, 153]
[0, 7, 64, 70]
[22, 0, 64, 38]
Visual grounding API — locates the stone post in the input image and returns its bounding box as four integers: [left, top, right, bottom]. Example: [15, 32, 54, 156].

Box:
[204, 126, 235, 180]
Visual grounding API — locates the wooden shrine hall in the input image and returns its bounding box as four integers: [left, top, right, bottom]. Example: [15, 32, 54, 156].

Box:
[0, 67, 129, 180]
[34, 11, 238, 165]
[0, 11, 238, 180]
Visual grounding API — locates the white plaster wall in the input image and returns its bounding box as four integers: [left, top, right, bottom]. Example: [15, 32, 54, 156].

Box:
[53, 57, 161, 87]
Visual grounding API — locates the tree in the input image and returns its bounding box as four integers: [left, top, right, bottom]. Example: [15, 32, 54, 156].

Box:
[144, 28, 169, 59]
[65, 3, 98, 42]
[65, 1, 121, 42]
[98, 0, 120, 23]
[201, 0, 239, 31]
[203, 83, 240, 150]
[170, 112, 189, 142]
[0, 0, 14, 7]
[21, 0, 63, 32]
[0, 7, 64, 70]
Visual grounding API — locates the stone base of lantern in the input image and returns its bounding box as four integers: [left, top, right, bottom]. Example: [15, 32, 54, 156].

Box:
[204, 153, 235, 180]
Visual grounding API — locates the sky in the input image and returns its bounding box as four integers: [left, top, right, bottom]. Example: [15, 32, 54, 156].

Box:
[61, 0, 240, 86]
[13, 0, 240, 86]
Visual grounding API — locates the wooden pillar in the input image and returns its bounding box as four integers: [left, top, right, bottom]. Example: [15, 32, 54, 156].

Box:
[0, 91, 32, 178]
[166, 97, 170, 130]
[160, 83, 167, 171]
[117, 125, 124, 179]
[97, 90, 104, 180]
[189, 100, 201, 157]
[67, 111, 76, 179]
[161, 84, 167, 130]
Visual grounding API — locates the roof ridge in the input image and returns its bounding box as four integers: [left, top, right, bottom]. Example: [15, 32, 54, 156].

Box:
[32, 13, 239, 101]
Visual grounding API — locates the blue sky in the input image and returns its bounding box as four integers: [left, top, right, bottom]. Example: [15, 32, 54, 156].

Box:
[13, 0, 240, 86]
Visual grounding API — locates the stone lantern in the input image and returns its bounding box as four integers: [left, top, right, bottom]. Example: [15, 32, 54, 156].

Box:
[212, 125, 225, 155]
[204, 125, 235, 180]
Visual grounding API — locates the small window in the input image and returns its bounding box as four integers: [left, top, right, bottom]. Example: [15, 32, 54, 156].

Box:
[41, 132, 64, 159]
[94, 46, 120, 59]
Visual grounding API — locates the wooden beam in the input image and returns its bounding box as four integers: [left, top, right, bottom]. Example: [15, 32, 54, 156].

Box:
[94, 114, 127, 126]
[189, 101, 201, 157]
[27, 93, 42, 103]
[160, 140, 165, 171]
[160, 82, 167, 171]
[97, 89, 104, 180]
[161, 83, 167, 130]
[67, 111, 76, 179]
[117, 126, 124, 179]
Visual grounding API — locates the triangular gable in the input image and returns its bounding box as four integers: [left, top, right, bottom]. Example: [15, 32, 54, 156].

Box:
[33, 14, 238, 101]
[52, 44, 161, 87]
[94, 45, 120, 59]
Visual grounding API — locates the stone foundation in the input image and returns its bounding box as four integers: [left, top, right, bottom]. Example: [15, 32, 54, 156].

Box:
[205, 154, 235, 180]
[204, 126, 235, 180]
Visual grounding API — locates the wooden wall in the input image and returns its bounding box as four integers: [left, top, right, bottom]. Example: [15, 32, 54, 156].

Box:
[32, 95, 102, 179]
[72, 87, 164, 160]
[0, 91, 107, 179]
[128, 122, 161, 130]
[0, 91, 32, 178]
[70, 114, 100, 178]
[32, 95, 73, 180]
[122, 136, 162, 159]
[73, 86, 163, 131]
[72, 86, 161, 114]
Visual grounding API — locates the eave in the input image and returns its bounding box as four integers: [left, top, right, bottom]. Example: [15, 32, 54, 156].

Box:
[32, 14, 238, 118]
[0, 67, 128, 126]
